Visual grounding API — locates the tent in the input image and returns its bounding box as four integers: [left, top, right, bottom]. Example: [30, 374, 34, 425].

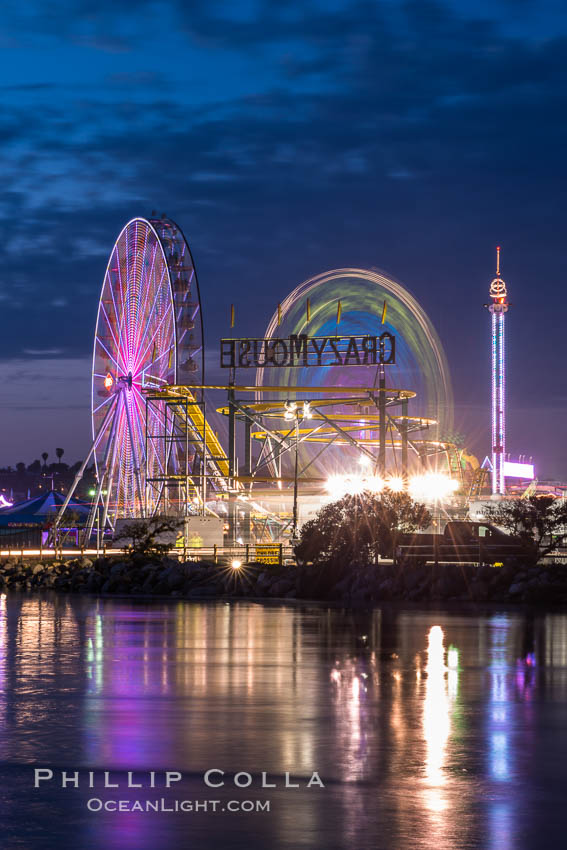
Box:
[0, 491, 91, 528]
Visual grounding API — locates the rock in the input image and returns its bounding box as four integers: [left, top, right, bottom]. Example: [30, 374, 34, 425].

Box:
[478, 564, 495, 581]
[256, 572, 271, 588]
[270, 579, 294, 597]
[166, 569, 185, 591]
[87, 572, 104, 592]
[403, 568, 424, 593]
[142, 574, 156, 592]
[515, 572, 528, 583]
[470, 582, 490, 601]
[333, 576, 353, 594]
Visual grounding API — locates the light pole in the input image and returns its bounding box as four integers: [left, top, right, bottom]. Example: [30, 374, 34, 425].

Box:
[284, 400, 312, 540]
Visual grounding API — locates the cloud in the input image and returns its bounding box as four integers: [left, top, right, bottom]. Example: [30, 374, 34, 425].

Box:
[0, 0, 565, 473]
[22, 348, 65, 356]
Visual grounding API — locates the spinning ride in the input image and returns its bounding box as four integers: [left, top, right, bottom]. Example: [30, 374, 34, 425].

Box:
[255, 268, 454, 479]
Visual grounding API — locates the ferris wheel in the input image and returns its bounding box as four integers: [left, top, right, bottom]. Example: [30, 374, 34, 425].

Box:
[54, 216, 205, 537]
[91, 216, 204, 524]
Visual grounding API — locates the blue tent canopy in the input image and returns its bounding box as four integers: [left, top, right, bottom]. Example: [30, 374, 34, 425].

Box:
[0, 491, 91, 527]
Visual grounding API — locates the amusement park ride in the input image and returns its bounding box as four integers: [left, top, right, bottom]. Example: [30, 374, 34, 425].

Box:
[53, 216, 480, 546]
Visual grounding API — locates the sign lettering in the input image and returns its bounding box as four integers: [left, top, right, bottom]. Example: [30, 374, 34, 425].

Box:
[220, 334, 395, 369]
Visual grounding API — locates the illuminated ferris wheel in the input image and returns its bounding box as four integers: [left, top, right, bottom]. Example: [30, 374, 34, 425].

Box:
[90, 216, 203, 523]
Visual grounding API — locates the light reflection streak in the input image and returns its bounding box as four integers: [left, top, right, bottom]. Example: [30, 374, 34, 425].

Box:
[488, 616, 512, 783]
[423, 625, 450, 787]
[0, 594, 6, 726]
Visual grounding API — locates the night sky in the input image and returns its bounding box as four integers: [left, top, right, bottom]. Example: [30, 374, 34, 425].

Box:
[0, 0, 566, 478]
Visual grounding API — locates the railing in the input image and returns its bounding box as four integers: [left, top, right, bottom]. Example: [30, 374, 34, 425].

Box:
[0, 543, 297, 565]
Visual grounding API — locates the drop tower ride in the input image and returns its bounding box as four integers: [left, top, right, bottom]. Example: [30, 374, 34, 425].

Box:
[487, 247, 509, 495]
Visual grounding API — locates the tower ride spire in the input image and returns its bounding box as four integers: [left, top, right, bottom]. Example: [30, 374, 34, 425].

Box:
[487, 246, 509, 495]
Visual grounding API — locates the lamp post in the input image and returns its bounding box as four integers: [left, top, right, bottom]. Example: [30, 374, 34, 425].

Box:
[284, 400, 312, 540]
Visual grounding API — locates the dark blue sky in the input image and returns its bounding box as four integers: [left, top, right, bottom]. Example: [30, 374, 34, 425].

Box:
[1, 0, 566, 477]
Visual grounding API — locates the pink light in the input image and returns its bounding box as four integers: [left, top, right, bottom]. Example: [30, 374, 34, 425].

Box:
[0, 495, 13, 508]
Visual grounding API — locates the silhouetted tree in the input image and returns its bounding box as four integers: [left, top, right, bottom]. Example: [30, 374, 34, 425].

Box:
[485, 496, 567, 564]
[27, 459, 42, 473]
[117, 516, 182, 556]
[56, 447, 64, 463]
[15, 462, 26, 474]
[41, 452, 48, 470]
[294, 490, 431, 565]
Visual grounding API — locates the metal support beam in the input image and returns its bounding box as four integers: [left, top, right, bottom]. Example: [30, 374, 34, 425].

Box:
[378, 366, 386, 475]
[308, 405, 376, 463]
[84, 394, 122, 543]
[244, 416, 252, 480]
[228, 382, 237, 542]
[51, 393, 119, 538]
[401, 396, 408, 482]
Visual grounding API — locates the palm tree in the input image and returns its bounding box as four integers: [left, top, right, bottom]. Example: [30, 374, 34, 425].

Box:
[55, 448, 64, 464]
[41, 452, 48, 470]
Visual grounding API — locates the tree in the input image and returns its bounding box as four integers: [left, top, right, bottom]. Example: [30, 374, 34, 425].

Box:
[27, 459, 42, 473]
[485, 496, 567, 564]
[46, 509, 82, 553]
[117, 516, 183, 557]
[56, 448, 64, 463]
[15, 462, 26, 474]
[294, 490, 432, 565]
[41, 452, 48, 470]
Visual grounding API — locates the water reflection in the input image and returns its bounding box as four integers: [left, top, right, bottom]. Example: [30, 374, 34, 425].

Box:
[423, 625, 451, 787]
[0, 597, 566, 849]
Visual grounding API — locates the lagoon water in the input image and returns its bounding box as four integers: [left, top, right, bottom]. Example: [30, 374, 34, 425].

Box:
[1, 593, 567, 849]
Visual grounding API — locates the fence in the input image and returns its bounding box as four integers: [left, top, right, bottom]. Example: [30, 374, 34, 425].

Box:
[0, 541, 297, 565]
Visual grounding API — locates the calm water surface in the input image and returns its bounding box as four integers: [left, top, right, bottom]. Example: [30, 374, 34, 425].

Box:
[1, 593, 567, 849]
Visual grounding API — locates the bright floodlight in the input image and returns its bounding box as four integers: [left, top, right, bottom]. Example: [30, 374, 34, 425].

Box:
[358, 454, 371, 468]
[366, 475, 384, 493]
[386, 476, 404, 492]
[284, 400, 312, 420]
[231, 559, 242, 570]
[409, 473, 459, 502]
[284, 400, 297, 421]
[325, 472, 384, 499]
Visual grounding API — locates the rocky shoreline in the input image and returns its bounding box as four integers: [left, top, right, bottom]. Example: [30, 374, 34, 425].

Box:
[1, 555, 567, 605]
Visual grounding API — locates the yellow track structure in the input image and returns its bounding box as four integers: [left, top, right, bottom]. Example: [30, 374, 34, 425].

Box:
[151, 385, 230, 483]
